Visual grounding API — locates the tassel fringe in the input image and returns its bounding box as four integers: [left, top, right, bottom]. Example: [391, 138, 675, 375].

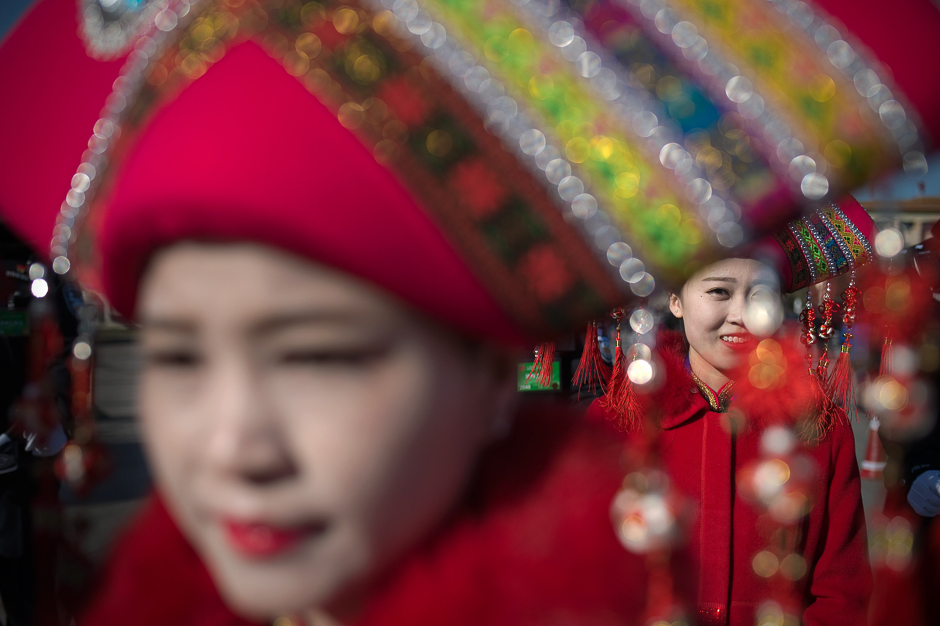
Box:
[527, 342, 556, 388]
[573, 321, 612, 397]
[799, 375, 844, 445]
[826, 343, 857, 421]
[879, 337, 893, 378]
[599, 342, 642, 431]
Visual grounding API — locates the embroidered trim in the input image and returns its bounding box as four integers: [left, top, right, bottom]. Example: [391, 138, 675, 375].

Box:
[772, 225, 811, 292]
[791, 217, 828, 282]
[690, 370, 734, 413]
[817, 207, 855, 271]
[787, 222, 817, 289]
[829, 202, 875, 267]
[805, 208, 843, 278]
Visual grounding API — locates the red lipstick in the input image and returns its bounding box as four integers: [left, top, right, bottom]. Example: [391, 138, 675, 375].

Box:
[222, 520, 321, 558]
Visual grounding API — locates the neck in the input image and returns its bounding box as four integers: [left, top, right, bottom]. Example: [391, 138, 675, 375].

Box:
[687, 346, 730, 391]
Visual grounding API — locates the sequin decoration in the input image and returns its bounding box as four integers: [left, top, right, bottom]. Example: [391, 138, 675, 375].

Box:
[414, 0, 733, 275]
[610, 0, 926, 200]
[79, 0, 169, 59]
[60, 0, 635, 336]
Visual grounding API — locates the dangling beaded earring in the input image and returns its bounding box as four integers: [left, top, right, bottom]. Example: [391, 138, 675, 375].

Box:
[799, 288, 838, 442]
[572, 320, 611, 398]
[827, 271, 859, 420]
[799, 289, 817, 375]
[815, 281, 839, 384]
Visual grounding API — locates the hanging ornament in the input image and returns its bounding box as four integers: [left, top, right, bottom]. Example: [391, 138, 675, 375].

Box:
[815, 282, 839, 384]
[827, 271, 859, 420]
[599, 308, 641, 430]
[526, 341, 556, 389]
[797, 289, 840, 442]
[799, 289, 817, 373]
[572, 320, 611, 397]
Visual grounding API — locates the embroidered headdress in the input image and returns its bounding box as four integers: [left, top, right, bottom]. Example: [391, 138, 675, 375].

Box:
[1, 0, 938, 342]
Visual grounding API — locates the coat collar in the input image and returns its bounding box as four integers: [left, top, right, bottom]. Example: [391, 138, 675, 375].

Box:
[644, 330, 819, 434]
[645, 332, 711, 430]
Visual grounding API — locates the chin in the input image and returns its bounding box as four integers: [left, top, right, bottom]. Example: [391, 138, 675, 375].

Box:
[213, 561, 334, 619]
[709, 348, 745, 372]
[202, 535, 364, 620]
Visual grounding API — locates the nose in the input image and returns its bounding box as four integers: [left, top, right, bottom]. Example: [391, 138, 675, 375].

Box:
[203, 358, 295, 484]
[726, 292, 747, 327]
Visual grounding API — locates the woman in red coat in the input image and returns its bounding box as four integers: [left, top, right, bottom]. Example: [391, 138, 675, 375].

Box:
[590, 203, 875, 625]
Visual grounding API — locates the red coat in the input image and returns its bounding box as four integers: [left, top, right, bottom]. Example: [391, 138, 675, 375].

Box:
[79, 404, 649, 625]
[588, 333, 872, 626]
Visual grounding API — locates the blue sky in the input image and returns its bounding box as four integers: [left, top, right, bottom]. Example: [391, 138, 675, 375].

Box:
[0, 0, 34, 45]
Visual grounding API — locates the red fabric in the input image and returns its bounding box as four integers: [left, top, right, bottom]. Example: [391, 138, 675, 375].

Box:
[869, 489, 940, 626]
[80, 404, 649, 625]
[96, 41, 524, 344]
[0, 0, 125, 256]
[587, 332, 872, 625]
[77, 497, 261, 626]
[812, 0, 940, 142]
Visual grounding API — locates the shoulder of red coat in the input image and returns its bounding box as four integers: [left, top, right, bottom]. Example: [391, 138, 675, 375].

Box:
[356, 402, 649, 625]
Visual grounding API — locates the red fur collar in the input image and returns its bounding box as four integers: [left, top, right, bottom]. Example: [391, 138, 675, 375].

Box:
[591, 327, 843, 442]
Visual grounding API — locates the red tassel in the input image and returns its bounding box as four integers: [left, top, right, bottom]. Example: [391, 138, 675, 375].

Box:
[879, 336, 893, 378]
[573, 321, 612, 397]
[598, 311, 642, 431]
[827, 342, 857, 421]
[800, 374, 844, 444]
[827, 278, 859, 420]
[526, 341, 556, 389]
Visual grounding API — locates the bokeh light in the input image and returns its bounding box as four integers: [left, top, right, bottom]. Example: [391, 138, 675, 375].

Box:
[874, 228, 904, 258]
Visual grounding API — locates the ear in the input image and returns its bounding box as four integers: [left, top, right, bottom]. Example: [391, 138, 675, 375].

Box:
[669, 293, 683, 319]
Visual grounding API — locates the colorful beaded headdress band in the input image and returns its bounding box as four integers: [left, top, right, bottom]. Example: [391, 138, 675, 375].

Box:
[767, 197, 876, 294]
[57, 0, 927, 335]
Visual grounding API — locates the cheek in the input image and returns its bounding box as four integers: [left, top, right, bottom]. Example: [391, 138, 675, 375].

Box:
[138, 371, 208, 513]
[269, 349, 490, 558]
[684, 301, 725, 337]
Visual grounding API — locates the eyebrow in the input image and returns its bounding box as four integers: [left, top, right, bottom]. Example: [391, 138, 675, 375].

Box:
[139, 318, 197, 334]
[140, 310, 373, 336]
[250, 310, 372, 336]
[701, 276, 737, 283]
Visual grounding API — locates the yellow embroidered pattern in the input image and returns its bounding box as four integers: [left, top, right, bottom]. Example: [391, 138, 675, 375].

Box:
[690, 371, 735, 413]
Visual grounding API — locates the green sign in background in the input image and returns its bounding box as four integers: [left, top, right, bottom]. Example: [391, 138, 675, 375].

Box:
[517, 361, 561, 392]
[0, 311, 28, 336]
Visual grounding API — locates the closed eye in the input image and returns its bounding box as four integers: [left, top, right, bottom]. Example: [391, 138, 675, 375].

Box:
[143, 350, 203, 368]
[279, 346, 390, 368]
[706, 288, 730, 297]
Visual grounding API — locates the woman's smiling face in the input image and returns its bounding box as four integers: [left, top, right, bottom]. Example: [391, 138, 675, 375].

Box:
[136, 242, 517, 621]
[670, 258, 779, 385]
